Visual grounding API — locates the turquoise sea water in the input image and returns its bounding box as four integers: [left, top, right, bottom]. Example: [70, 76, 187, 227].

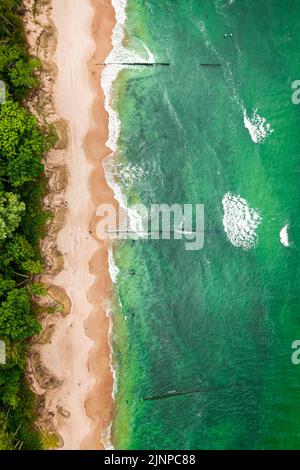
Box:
[110, 0, 300, 449]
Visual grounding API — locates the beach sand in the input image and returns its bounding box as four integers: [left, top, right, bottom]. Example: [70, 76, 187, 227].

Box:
[25, 0, 116, 449]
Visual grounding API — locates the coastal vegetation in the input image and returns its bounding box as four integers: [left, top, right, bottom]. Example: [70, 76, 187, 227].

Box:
[0, 0, 52, 449]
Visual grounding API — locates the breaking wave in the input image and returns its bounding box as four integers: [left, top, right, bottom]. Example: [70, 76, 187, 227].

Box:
[222, 192, 262, 249]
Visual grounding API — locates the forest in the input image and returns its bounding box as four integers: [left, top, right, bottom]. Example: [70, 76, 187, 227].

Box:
[0, 0, 52, 449]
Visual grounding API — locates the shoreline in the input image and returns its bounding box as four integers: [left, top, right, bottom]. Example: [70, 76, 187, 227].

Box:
[24, 0, 116, 449]
[83, 0, 117, 449]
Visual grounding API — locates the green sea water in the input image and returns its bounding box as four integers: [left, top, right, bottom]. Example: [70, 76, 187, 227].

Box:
[110, 0, 300, 449]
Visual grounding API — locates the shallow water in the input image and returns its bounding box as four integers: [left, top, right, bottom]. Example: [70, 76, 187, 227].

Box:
[109, 0, 300, 449]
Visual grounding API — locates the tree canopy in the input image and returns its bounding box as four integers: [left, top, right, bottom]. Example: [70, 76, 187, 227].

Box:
[0, 288, 41, 341]
[0, 191, 25, 240]
[0, 0, 50, 450]
[0, 101, 45, 187]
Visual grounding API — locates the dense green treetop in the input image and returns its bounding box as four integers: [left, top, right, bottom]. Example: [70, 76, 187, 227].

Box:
[0, 0, 39, 99]
[0, 0, 51, 450]
[0, 191, 25, 240]
[0, 288, 41, 342]
[0, 101, 45, 186]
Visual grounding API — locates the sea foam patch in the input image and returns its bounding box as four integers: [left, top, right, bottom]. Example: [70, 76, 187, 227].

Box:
[101, 0, 154, 238]
[114, 161, 144, 191]
[243, 109, 273, 143]
[222, 192, 262, 249]
[108, 247, 120, 284]
[280, 224, 289, 247]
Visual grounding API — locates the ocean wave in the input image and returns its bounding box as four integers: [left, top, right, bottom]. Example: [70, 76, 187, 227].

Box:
[280, 224, 289, 247]
[214, 0, 235, 13]
[101, 0, 153, 151]
[102, 421, 114, 451]
[100, 0, 154, 448]
[101, 0, 154, 237]
[243, 108, 273, 143]
[102, 298, 118, 450]
[222, 192, 262, 249]
[108, 247, 120, 284]
[113, 160, 145, 191]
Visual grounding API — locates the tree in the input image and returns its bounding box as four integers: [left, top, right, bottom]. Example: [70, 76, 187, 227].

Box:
[0, 411, 12, 450]
[0, 368, 21, 408]
[4, 235, 35, 265]
[21, 260, 43, 276]
[0, 235, 41, 278]
[0, 0, 47, 450]
[0, 10, 40, 99]
[0, 192, 24, 241]
[0, 101, 45, 186]
[28, 283, 47, 297]
[0, 288, 41, 341]
[7, 56, 40, 91]
[0, 275, 14, 299]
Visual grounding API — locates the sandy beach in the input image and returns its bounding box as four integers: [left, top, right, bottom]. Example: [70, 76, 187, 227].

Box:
[24, 0, 116, 449]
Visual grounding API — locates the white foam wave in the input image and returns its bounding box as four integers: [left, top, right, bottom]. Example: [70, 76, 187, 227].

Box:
[214, 0, 235, 12]
[100, 0, 154, 449]
[114, 161, 144, 191]
[102, 422, 114, 451]
[99, 0, 132, 450]
[222, 192, 262, 249]
[280, 224, 289, 247]
[101, 298, 118, 450]
[108, 247, 120, 284]
[101, 0, 153, 152]
[243, 108, 273, 143]
[104, 300, 118, 400]
[101, 0, 154, 237]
